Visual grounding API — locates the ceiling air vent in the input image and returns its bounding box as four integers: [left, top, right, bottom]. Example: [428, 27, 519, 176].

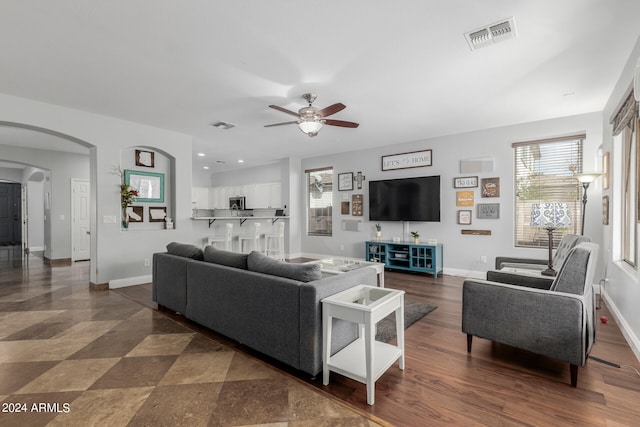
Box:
[211, 121, 236, 130]
[464, 17, 517, 51]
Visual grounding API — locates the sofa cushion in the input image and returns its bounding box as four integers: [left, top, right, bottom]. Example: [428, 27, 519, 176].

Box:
[550, 246, 589, 295]
[204, 246, 248, 270]
[166, 242, 204, 260]
[247, 251, 321, 282]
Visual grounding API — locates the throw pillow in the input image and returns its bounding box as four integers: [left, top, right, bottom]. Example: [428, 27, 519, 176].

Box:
[247, 251, 321, 282]
[203, 246, 248, 270]
[166, 242, 204, 260]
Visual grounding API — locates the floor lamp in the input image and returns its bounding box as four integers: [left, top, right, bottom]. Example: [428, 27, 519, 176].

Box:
[530, 202, 571, 276]
[576, 173, 601, 235]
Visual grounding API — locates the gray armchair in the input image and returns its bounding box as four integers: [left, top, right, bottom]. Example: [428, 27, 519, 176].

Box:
[494, 234, 591, 270]
[463, 242, 599, 387]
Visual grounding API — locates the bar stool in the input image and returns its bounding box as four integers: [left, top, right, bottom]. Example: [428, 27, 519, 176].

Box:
[264, 221, 285, 261]
[207, 223, 233, 251]
[238, 222, 261, 253]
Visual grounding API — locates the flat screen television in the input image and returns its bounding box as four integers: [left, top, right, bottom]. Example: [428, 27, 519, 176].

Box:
[369, 175, 440, 222]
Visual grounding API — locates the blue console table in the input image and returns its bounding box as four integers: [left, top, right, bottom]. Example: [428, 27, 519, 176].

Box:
[365, 241, 443, 278]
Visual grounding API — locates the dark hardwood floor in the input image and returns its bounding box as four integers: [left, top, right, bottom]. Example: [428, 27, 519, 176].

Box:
[119, 269, 640, 427]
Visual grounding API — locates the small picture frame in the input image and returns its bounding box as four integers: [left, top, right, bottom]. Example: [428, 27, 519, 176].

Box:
[457, 210, 472, 225]
[481, 177, 500, 197]
[149, 206, 167, 222]
[477, 203, 500, 219]
[135, 150, 155, 168]
[125, 206, 144, 222]
[338, 172, 354, 191]
[341, 201, 350, 215]
[352, 194, 363, 216]
[454, 176, 478, 188]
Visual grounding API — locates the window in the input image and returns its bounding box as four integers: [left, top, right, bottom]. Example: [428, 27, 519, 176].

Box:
[306, 167, 333, 236]
[612, 91, 638, 267]
[513, 135, 584, 248]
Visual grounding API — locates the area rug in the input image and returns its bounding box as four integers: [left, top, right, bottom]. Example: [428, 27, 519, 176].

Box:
[376, 299, 437, 343]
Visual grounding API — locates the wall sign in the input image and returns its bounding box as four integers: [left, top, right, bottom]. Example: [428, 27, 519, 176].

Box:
[352, 194, 363, 216]
[481, 177, 500, 197]
[453, 176, 478, 188]
[382, 149, 432, 171]
[456, 191, 474, 207]
[338, 172, 353, 191]
[477, 203, 500, 219]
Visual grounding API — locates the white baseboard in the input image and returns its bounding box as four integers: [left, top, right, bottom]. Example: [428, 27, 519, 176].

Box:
[601, 291, 640, 363]
[29, 246, 44, 252]
[444, 267, 485, 279]
[109, 274, 152, 289]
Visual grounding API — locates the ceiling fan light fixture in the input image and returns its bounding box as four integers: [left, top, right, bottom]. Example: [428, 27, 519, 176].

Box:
[298, 120, 323, 136]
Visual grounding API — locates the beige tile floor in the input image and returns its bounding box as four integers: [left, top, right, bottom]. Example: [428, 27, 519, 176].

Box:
[0, 246, 383, 426]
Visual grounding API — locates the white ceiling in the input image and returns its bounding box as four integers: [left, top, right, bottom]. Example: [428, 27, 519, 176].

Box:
[1, 1, 639, 173]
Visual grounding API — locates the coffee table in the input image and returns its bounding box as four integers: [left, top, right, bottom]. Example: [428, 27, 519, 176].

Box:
[322, 284, 404, 405]
[308, 257, 385, 287]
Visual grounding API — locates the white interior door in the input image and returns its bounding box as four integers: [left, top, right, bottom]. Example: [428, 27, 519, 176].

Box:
[72, 178, 91, 261]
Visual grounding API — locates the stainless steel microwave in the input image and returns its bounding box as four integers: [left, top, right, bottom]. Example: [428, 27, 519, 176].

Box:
[229, 196, 245, 210]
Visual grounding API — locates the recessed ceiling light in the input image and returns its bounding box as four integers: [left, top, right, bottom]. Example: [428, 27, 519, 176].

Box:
[238, 159, 244, 163]
[197, 153, 205, 157]
[203, 166, 209, 170]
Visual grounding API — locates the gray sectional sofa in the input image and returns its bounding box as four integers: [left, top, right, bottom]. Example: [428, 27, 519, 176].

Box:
[152, 242, 377, 376]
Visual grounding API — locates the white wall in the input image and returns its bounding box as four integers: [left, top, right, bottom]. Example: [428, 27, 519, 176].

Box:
[300, 112, 604, 278]
[600, 35, 640, 360]
[27, 178, 44, 250]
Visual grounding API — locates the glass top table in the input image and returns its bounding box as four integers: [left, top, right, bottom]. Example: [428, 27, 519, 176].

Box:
[307, 257, 385, 287]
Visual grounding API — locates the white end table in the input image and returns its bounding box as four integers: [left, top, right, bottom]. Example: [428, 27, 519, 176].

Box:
[322, 285, 404, 405]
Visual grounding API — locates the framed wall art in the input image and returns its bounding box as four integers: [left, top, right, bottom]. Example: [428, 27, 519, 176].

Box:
[453, 176, 478, 188]
[125, 206, 143, 222]
[477, 203, 500, 219]
[338, 172, 354, 191]
[149, 206, 167, 222]
[603, 195, 609, 225]
[382, 149, 432, 171]
[352, 194, 363, 216]
[481, 177, 500, 197]
[341, 201, 350, 215]
[457, 210, 472, 225]
[135, 150, 155, 168]
[124, 170, 164, 203]
[456, 191, 474, 207]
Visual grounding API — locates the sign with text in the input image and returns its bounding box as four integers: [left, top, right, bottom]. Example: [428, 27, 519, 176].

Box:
[382, 149, 432, 171]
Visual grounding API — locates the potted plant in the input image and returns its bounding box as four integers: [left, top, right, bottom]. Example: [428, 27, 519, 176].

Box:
[120, 184, 139, 229]
[410, 231, 420, 244]
[375, 223, 382, 240]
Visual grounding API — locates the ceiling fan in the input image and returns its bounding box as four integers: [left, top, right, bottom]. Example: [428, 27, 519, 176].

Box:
[265, 93, 359, 137]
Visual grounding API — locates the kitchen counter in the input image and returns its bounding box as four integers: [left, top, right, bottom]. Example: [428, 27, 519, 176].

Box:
[192, 216, 289, 227]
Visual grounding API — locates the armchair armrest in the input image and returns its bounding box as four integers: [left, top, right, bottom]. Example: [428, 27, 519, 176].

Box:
[486, 270, 554, 290]
[462, 279, 589, 366]
[495, 256, 546, 270]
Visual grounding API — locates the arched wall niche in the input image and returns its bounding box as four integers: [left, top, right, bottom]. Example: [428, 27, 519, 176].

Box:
[120, 146, 176, 230]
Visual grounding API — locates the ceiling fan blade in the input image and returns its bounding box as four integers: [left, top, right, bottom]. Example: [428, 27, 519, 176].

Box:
[317, 103, 346, 118]
[264, 121, 298, 127]
[269, 105, 300, 117]
[324, 119, 359, 128]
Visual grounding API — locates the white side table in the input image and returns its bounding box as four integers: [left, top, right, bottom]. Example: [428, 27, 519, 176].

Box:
[322, 285, 404, 405]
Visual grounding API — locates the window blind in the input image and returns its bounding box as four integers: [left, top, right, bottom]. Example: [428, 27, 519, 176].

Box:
[513, 135, 584, 248]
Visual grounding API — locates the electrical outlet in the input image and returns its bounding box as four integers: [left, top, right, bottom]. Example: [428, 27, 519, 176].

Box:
[480, 256, 487, 264]
[144, 259, 150, 267]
